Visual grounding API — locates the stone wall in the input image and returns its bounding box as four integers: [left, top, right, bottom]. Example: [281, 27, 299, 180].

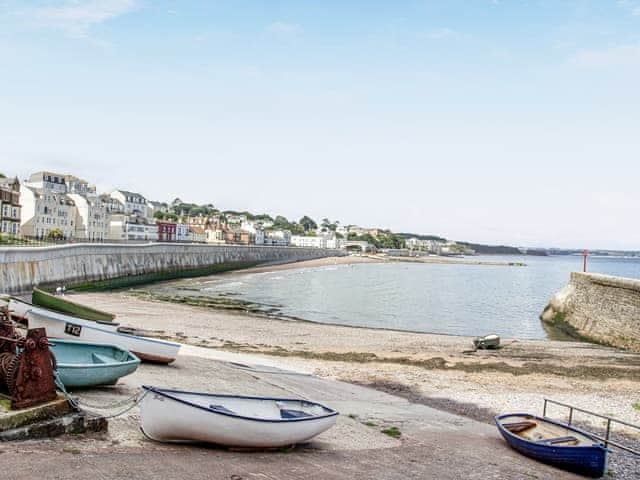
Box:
[541, 272, 640, 352]
[0, 243, 344, 294]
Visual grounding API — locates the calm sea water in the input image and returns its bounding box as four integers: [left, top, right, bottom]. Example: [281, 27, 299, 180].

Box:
[165, 255, 640, 340]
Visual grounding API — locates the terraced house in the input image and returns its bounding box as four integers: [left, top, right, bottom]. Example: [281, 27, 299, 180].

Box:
[0, 176, 21, 236]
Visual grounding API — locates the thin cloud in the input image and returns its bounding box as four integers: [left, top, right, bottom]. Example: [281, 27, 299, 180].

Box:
[428, 28, 456, 40]
[570, 44, 640, 68]
[14, 0, 137, 38]
[265, 21, 302, 40]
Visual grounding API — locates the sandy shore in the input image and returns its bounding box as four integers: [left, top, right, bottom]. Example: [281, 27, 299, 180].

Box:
[69, 256, 640, 434]
[238, 254, 384, 273]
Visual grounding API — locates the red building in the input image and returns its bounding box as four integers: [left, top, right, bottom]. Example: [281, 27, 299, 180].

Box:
[156, 221, 177, 242]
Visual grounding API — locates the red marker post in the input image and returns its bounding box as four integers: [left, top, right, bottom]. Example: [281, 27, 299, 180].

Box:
[583, 249, 590, 272]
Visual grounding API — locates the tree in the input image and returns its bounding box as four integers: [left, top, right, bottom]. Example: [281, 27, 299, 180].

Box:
[299, 216, 317, 232]
[47, 228, 64, 240]
[0, 173, 5, 178]
[273, 216, 290, 229]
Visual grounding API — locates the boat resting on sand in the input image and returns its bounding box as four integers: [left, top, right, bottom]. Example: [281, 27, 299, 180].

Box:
[32, 287, 116, 322]
[27, 307, 180, 364]
[495, 413, 607, 478]
[51, 339, 140, 388]
[139, 386, 339, 447]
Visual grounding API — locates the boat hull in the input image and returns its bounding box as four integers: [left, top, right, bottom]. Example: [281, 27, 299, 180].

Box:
[33, 288, 115, 322]
[495, 414, 607, 478]
[52, 339, 140, 388]
[140, 387, 339, 448]
[27, 308, 180, 364]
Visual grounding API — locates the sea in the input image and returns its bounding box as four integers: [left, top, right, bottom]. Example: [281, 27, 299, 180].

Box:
[154, 255, 640, 340]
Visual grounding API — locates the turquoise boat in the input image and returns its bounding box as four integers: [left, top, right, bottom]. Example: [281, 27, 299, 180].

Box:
[51, 339, 140, 388]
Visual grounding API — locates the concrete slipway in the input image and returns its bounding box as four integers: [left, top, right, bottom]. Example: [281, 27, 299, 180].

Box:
[3, 345, 582, 480]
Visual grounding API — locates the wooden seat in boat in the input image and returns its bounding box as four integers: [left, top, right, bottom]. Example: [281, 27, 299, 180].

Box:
[538, 436, 579, 446]
[503, 421, 537, 433]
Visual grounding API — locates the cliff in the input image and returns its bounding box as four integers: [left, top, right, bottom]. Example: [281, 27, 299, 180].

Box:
[541, 272, 640, 352]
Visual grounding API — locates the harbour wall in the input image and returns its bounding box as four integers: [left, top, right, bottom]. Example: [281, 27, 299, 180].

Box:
[0, 243, 345, 294]
[541, 272, 640, 352]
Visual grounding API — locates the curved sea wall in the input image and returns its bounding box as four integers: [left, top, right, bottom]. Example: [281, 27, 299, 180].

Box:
[541, 272, 640, 352]
[0, 243, 344, 294]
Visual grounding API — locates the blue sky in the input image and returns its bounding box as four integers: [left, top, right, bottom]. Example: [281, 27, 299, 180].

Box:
[1, 1, 639, 249]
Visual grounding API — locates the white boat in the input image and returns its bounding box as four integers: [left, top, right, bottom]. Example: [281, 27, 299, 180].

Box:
[26, 307, 181, 364]
[139, 386, 339, 447]
[8, 297, 31, 322]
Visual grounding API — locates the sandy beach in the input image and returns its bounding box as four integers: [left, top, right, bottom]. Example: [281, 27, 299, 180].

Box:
[71, 257, 640, 430]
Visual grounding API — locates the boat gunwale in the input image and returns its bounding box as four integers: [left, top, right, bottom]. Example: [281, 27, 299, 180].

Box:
[52, 339, 141, 369]
[495, 413, 605, 450]
[27, 308, 182, 348]
[142, 386, 340, 424]
[33, 287, 116, 321]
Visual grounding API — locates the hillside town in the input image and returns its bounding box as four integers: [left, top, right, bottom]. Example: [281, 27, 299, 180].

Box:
[0, 170, 472, 255]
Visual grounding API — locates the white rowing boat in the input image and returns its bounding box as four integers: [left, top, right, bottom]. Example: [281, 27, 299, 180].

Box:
[26, 307, 181, 364]
[139, 386, 339, 447]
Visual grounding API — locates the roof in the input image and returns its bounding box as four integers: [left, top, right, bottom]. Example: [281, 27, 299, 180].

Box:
[28, 171, 68, 182]
[112, 189, 146, 199]
[189, 226, 205, 234]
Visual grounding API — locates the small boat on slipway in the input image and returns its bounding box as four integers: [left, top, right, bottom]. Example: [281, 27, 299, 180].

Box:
[26, 306, 180, 364]
[32, 287, 116, 322]
[495, 413, 607, 478]
[51, 339, 140, 388]
[139, 386, 339, 448]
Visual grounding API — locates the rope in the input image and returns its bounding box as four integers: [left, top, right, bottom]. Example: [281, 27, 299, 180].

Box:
[54, 371, 148, 419]
[606, 448, 640, 459]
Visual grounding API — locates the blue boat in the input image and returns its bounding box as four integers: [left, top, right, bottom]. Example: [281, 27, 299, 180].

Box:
[51, 339, 140, 388]
[495, 413, 607, 478]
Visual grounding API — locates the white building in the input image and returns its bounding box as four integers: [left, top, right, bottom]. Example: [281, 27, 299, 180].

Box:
[291, 233, 343, 249]
[291, 235, 325, 248]
[67, 193, 109, 241]
[24, 171, 67, 194]
[20, 171, 113, 241]
[205, 225, 227, 244]
[99, 194, 125, 214]
[109, 190, 148, 217]
[241, 221, 265, 245]
[19, 186, 76, 239]
[108, 213, 158, 241]
[406, 238, 445, 254]
[176, 223, 190, 242]
[264, 230, 291, 246]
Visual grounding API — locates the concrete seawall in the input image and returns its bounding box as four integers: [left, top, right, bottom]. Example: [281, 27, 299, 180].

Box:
[541, 272, 640, 352]
[0, 243, 344, 294]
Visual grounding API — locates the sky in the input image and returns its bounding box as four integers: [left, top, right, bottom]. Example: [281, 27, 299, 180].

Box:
[1, 1, 639, 250]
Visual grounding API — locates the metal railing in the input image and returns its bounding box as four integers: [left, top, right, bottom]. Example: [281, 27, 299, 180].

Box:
[543, 398, 640, 455]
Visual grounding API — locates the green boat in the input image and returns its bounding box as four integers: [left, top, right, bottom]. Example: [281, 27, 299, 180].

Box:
[51, 339, 140, 388]
[32, 287, 116, 322]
